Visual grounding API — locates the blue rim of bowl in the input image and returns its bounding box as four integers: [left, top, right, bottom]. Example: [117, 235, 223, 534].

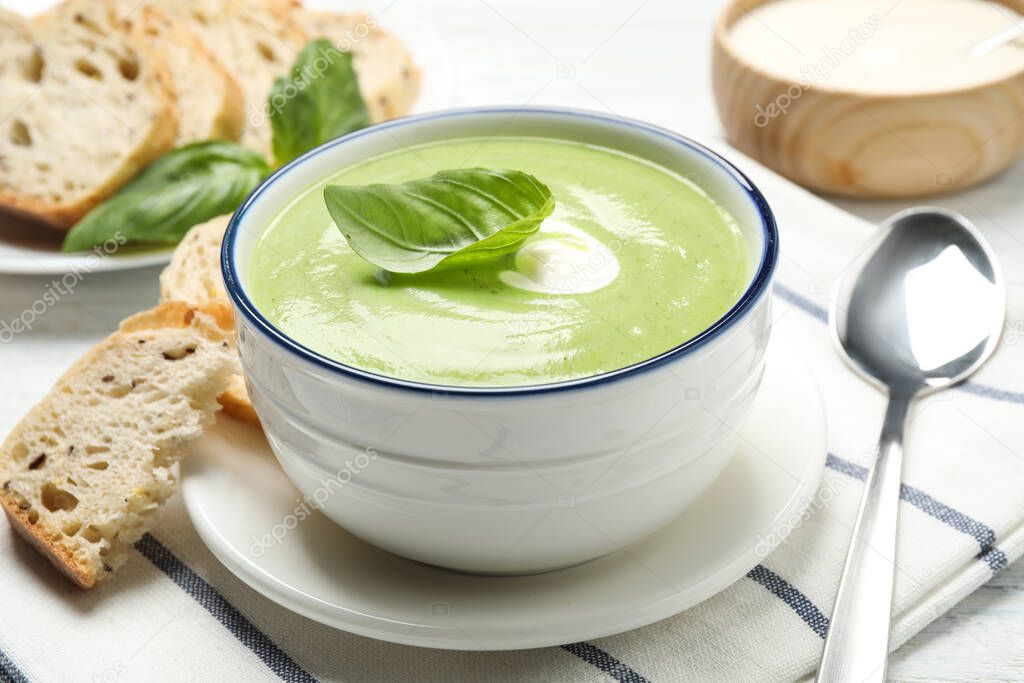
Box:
[222, 106, 779, 397]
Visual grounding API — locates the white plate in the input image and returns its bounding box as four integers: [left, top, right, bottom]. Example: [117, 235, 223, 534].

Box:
[182, 336, 827, 651]
[0, 220, 175, 275]
[0, 1, 455, 276]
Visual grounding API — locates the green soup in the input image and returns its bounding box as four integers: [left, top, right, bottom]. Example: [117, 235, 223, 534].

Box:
[248, 137, 751, 387]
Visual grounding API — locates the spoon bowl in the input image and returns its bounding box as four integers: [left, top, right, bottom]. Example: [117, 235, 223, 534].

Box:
[817, 207, 1005, 683]
[832, 207, 1005, 396]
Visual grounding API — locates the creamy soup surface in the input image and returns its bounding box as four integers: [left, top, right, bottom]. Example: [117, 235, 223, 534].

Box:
[248, 137, 752, 387]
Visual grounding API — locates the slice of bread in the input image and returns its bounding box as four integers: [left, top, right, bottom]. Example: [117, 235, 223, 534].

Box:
[159, 215, 230, 307]
[113, 3, 246, 145]
[296, 10, 421, 123]
[0, 1, 178, 229]
[0, 302, 235, 588]
[159, 216, 259, 425]
[167, 0, 308, 158]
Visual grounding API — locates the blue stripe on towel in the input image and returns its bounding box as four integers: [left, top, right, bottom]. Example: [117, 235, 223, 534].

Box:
[978, 547, 1010, 572]
[561, 643, 651, 682]
[746, 564, 830, 638]
[773, 283, 1024, 406]
[136, 533, 645, 682]
[774, 282, 829, 323]
[0, 647, 29, 683]
[134, 534, 318, 683]
[825, 454, 1008, 572]
[956, 381, 1024, 406]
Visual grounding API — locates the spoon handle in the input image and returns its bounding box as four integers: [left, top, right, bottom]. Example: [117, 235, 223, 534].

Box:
[816, 392, 911, 683]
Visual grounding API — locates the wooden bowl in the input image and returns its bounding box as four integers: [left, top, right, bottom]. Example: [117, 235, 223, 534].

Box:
[712, 0, 1024, 198]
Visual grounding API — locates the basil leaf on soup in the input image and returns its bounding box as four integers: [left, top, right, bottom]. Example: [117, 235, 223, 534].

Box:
[62, 142, 270, 253]
[270, 39, 371, 165]
[324, 168, 555, 274]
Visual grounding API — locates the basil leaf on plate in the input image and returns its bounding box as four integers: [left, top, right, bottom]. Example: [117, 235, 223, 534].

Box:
[323, 168, 555, 274]
[270, 39, 371, 165]
[62, 141, 270, 253]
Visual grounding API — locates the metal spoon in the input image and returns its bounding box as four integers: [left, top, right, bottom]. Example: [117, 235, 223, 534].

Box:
[816, 207, 1005, 683]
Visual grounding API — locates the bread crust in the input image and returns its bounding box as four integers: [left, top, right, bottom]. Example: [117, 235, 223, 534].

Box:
[0, 301, 235, 588]
[163, 0, 308, 158]
[202, 39, 247, 142]
[0, 0, 179, 229]
[1, 497, 95, 588]
[219, 374, 260, 425]
[132, 5, 246, 143]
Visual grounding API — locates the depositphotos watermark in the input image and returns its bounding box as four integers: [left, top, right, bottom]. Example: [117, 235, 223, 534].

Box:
[754, 15, 883, 128]
[500, 236, 623, 343]
[248, 15, 379, 129]
[1003, 320, 1023, 346]
[546, 237, 623, 296]
[91, 661, 127, 683]
[249, 447, 378, 556]
[0, 233, 126, 343]
[753, 475, 850, 557]
[502, 309, 544, 345]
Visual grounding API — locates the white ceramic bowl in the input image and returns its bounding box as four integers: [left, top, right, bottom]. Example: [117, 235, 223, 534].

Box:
[223, 107, 779, 574]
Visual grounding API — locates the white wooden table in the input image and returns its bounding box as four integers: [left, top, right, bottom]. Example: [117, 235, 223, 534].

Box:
[2, 0, 1023, 679]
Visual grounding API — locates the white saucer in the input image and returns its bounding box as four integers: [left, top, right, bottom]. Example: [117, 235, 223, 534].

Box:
[182, 336, 827, 651]
[0, 230, 175, 275]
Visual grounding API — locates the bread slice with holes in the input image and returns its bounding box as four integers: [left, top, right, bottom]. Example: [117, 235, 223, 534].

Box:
[165, 0, 308, 158]
[296, 9, 421, 123]
[0, 302, 236, 588]
[113, 3, 246, 145]
[0, 1, 178, 229]
[159, 215, 230, 308]
[159, 215, 259, 425]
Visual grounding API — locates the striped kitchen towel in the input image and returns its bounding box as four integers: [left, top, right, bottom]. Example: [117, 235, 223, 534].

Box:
[0, 152, 1022, 682]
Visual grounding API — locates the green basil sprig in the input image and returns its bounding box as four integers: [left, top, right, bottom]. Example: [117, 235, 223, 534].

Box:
[269, 39, 370, 165]
[62, 142, 271, 253]
[324, 168, 555, 274]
